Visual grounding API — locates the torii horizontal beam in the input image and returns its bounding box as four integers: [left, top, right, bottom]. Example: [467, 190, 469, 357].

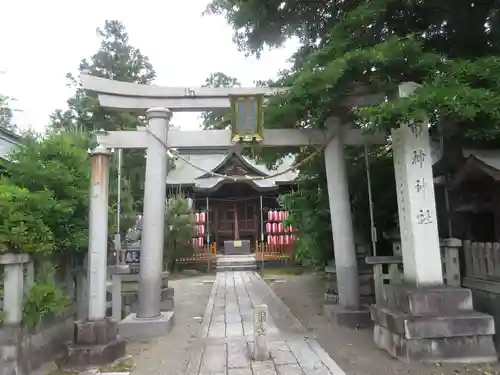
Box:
[80, 74, 288, 111]
[80, 74, 387, 111]
[96, 127, 387, 150]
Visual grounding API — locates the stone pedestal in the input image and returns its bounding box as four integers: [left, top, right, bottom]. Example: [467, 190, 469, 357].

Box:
[224, 240, 251, 255]
[118, 311, 174, 341]
[58, 318, 126, 370]
[371, 284, 497, 363]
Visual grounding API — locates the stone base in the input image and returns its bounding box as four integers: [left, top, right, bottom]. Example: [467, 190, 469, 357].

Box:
[323, 304, 372, 328]
[224, 240, 251, 255]
[371, 284, 497, 363]
[57, 319, 126, 370]
[118, 311, 174, 341]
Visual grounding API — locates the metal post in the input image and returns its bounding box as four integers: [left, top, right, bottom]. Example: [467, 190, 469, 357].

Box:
[206, 196, 211, 272]
[88, 146, 112, 321]
[137, 107, 171, 319]
[260, 196, 264, 273]
[364, 144, 377, 256]
[115, 148, 122, 265]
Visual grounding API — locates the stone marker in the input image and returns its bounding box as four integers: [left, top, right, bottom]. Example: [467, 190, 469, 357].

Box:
[253, 304, 269, 361]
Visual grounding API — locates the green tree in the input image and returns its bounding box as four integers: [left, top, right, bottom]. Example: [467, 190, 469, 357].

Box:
[50, 20, 156, 210]
[0, 94, 17, 132]
[201, 72, 241, 130]
[206, 0, 500, 264]
[164, 193, 196, 271]
[4, 131, 91, 257]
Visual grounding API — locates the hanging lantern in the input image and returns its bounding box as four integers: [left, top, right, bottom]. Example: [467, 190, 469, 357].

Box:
[278, 222, 284, 233]
[271, 223, 277, 233]
[289, 225, 293, 232]
[267, 235, 272, 244]
[265, 222, 271, 233]
[195, 213, 200, 224]
[278, 211, 283, 221]
[279, 235, 284, 245]
[198, 236, 204, 248]
[200, 211, 206, 224]
[284, 226, 289, 233]
[230, 94, 265, 143]
[199, 225, 205, 236]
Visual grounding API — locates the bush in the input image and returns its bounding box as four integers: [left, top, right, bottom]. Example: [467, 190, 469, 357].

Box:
[0, 178, 55, 255]
[164, 193, 196, 271]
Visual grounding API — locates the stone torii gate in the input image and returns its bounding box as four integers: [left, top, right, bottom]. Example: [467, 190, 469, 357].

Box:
[81, 74, 385, 334]
[79, 75, 496, 364]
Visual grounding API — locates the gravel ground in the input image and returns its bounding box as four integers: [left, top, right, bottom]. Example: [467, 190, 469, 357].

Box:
[267, 272, 500, 375]
[127, 275, 215, 375]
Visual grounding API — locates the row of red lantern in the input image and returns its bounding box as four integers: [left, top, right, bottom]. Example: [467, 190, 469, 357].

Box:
[195, 225, 205, 236]
[194, 212, 206, 224]
[267, 234, 296, 246]
[265, 222, 293, 234]
[192, 237, 205, 248]
[267, 210, 289, 222]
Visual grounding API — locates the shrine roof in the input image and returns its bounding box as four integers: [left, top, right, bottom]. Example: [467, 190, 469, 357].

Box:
[448, 149, 500, 189]
[166, 151, 297, 191]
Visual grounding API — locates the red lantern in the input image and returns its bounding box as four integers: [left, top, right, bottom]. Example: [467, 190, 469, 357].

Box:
[267, 235, 272, 244]
[279, 235, 284, 245]
[195, 213, 200, 223]
[198, 237, 204, 248]
[272, 223, 277, 233]
[278, 222, 284, 233]
[284, 235, 290, 245]
[199, 225, 205, 236]
[284, 226, 289, 233]
[289, 225, 293, 232]
[266, 222, 271, 233]
[267, 210, 273, 222]
[199, 212, 206, 224]
[279, 211, 284, 221]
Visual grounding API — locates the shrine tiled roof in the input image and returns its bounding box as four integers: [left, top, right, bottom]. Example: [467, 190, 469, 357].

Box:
[166, 152, 297, 191]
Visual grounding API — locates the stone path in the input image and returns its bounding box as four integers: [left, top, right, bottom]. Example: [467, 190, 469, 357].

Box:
[185, 271, 346, 375]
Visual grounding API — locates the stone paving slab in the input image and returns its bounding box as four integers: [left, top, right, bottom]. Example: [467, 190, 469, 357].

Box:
[186, 271, 346, 375]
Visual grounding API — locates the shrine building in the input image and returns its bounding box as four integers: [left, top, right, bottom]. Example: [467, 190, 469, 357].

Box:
[166, 149, 297, 249]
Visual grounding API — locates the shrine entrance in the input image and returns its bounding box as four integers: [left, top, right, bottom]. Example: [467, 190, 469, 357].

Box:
[82, 73, 385, 329]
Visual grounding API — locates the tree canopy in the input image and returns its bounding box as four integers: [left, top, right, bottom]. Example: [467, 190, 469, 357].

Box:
[205, 0, 500, 265]
[51, 20, 156, 211]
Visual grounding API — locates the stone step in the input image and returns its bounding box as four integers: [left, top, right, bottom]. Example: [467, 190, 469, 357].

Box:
[216, 264, 257, 272]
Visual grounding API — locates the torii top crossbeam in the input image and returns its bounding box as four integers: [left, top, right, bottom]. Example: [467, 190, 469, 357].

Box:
[80, 74, 288, 112]
[80, 74, 387, 149]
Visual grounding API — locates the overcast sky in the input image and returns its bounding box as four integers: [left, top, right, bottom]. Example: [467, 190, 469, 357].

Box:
[0, 0, 298, 133]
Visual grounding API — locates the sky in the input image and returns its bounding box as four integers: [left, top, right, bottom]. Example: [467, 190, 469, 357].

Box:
[0, 0, 298, 133]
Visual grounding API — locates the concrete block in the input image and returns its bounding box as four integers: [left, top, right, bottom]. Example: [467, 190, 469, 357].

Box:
[374, 324, 497, 363]
[118, 311, 174, 341]
[384, 284, 473, 315]
[371, 304, 495, 339]
[323, 304, 371, 329]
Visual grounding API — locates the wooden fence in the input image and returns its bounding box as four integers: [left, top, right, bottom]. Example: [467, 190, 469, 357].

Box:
[176, 243, 217, 266]
[254, 242, 293, 261]
[463, 240, 500, 280]
[365, 238, 462, 305]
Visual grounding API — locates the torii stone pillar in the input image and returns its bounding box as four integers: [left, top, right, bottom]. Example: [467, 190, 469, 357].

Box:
[323, 119, 370, 327]
[119, 107, 175, 340]
[137, 107, 171, 319]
